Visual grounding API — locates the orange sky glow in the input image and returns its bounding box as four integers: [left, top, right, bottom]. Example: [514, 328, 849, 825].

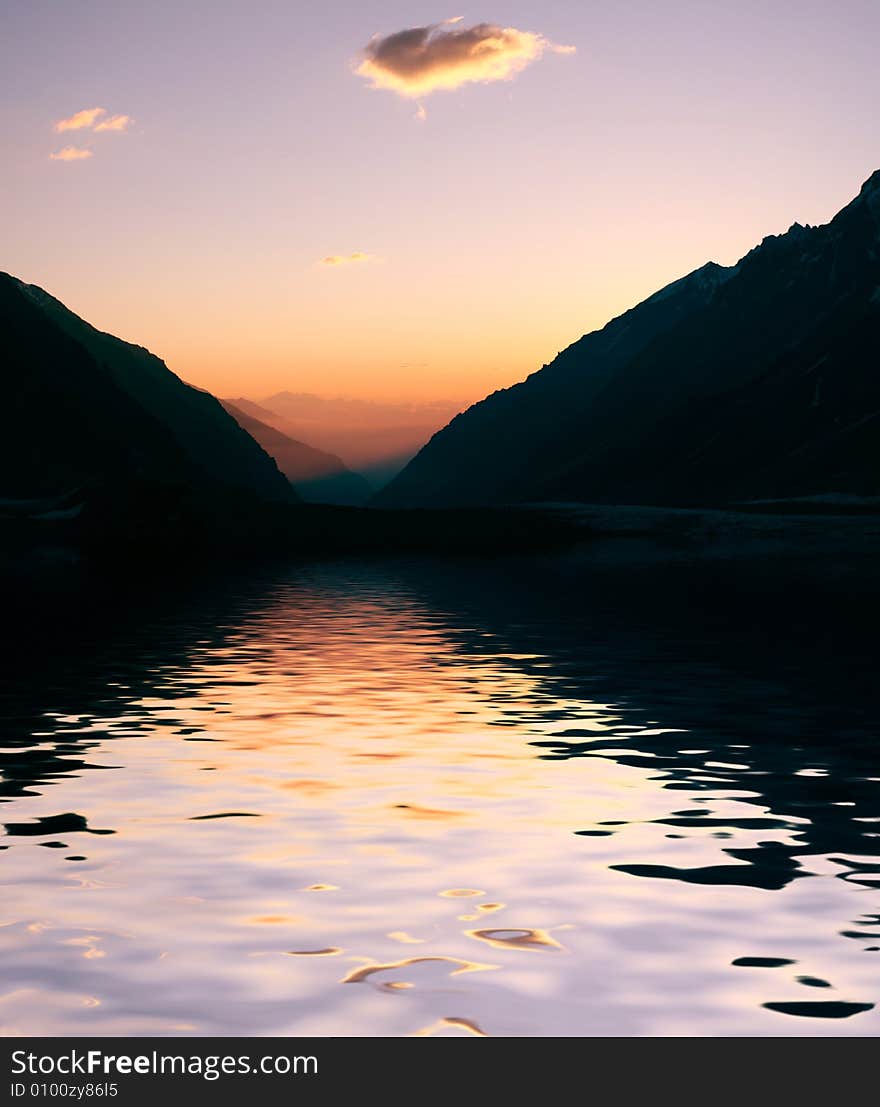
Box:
[2, 2, 878, 409]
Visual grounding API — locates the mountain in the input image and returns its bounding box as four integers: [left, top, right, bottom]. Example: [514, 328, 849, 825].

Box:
[254, 392, 464, 487]
[220, 400, 371, 505]
[378, 171, 880, 509]
[227, 397, 299, 432]
[1, 274, 294, 503]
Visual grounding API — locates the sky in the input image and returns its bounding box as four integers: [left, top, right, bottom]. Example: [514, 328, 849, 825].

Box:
[2, 0, 879, 405]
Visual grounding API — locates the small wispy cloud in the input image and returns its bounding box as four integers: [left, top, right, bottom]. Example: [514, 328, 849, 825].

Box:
[49, 106, 132, 164]
[55, 107, 106, 132]
[319, 252, 375, 267]
[50, 146, 93, 162]
[94, 113, 132, 133]
[356, 19, 574, 100]
[54, 107, 133, 134]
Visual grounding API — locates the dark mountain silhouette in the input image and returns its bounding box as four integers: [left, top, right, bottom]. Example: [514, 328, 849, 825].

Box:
[0, 272, 580, 562]
[0, 272, 578, 560]
[1, 273, 295, 504]
[220, 400, 371, 505]
[227, 396, 297, 431]
[253, 392, 464, 487]
[377, 171, 880, 508]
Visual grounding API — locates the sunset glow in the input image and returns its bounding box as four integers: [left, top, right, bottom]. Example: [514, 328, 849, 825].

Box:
[355, 19, 574, 99]
[3, 1, 879, 407]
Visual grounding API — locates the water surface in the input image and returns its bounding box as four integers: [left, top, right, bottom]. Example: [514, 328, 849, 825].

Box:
[2, 549, 879, 1035]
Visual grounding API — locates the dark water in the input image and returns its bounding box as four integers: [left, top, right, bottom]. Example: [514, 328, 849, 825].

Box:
[1, 546, 879, 1036]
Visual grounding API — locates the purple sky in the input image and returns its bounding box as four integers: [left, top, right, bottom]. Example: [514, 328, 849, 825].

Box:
[3, 0, 878, 403]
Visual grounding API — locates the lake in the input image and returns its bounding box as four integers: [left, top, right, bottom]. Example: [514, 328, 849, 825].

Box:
[2, 543, 879, 1036]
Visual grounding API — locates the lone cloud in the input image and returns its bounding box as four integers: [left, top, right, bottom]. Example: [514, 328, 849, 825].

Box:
[320, 252, 375, 267]
[94, 114, 132, 133]
[55, 107, 106, 132]
[50, 146, 93, 161]
[355, 18, 574, 100]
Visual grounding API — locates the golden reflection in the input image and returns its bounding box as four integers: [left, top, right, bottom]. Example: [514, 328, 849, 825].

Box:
[462, 901, 508, 919]
[245, 915, 303, 925]
[413, 1016, 488, 1037]
[6, 569, 858, 1037]
[391, 803, 467, 821]
[341, 955, 497, 984]
[465, 928, 564, 952]
[387, 931, 426, 944]
[63, 937, 107, 960]
[286, 947, 343, 957]
[279, 779, 338, 796]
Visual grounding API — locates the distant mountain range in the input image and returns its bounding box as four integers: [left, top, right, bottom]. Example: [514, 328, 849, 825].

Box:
[1, 273, 294, 504]
[221, 399, 371, 505]
[0, 276, 574, 560]
[248, 392, 464, 487]
[378, 170, 880, 509]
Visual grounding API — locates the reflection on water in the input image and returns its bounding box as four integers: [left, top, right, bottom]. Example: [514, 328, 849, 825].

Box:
[1, 550, 879, 1036]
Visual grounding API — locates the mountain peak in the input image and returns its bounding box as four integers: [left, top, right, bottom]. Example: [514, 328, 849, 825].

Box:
[852, 169, 880, 229]
[859, 168, 880, 196]
[378, 168, 880, 510]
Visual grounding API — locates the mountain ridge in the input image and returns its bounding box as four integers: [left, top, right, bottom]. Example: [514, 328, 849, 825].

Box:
[253, 391, 465, 487]
[377, 170, 880, 509]
[1, 273, 295, 504]
[220, 400, 371, 505]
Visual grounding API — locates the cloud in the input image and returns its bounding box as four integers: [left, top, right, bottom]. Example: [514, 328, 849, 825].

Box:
[54, 107, 132, 136]
[55, 107, 106, 132]
[49, 146, 93, 162]
[319, 252, 375, 267]
[355, 19, 574, 99]
[94, 113, 132, 132]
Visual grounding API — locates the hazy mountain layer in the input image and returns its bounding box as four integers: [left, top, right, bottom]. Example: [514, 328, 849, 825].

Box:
[221, 401, 371, 505]
[253, 392, 464, 487]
